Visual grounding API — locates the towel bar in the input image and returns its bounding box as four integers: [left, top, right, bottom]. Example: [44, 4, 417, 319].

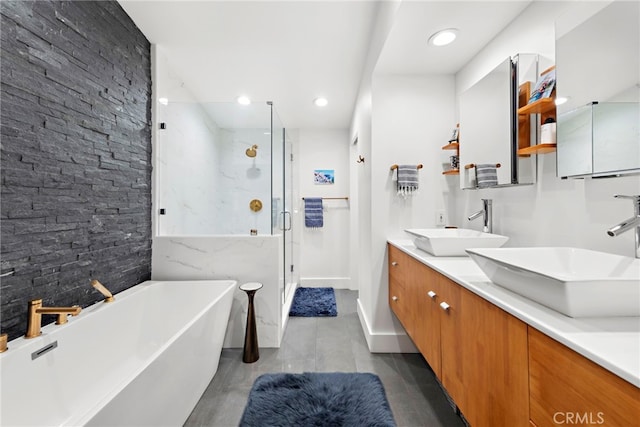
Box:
[390, 164, 423, 171]
[302, 197, 349, 201]
[464, 163, 501, 169]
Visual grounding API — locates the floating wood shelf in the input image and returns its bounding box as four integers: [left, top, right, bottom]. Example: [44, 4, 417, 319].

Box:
[442, 169, 460, 175]
[517, 143, 557, 156]
[441, 142, 459, 150]
[518, 97, 556, 115]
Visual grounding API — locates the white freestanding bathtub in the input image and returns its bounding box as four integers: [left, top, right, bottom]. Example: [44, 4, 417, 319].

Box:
[0, 280, 236, 427]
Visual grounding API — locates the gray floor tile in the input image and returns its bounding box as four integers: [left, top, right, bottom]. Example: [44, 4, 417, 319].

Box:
[185, 289, 464, 427]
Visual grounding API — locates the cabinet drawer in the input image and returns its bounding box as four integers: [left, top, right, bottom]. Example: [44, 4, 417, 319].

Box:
[388, 245, 411, 284]
[529, 327, 640, 427]
[389, 276, 412, 334]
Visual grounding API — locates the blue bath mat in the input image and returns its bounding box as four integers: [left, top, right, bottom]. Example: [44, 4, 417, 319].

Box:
[289, 287, 337, 317]
[239, 372, 396, 427]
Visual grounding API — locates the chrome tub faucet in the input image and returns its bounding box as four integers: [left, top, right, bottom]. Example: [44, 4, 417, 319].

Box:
[607, 194, 640, 258]
[468, 199, 493, 233]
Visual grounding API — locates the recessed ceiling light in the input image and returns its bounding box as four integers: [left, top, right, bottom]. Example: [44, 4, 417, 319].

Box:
[314, 97, 328, 107]
[158, 97, 169, 105]
[428, 28, 458, 47]
[237, 96, 251, 105]
[555, 96, 569, 106]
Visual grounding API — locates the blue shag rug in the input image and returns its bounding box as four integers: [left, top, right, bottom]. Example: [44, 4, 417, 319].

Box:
[289, 287, 337, 317]
[239, 372, 396, 427]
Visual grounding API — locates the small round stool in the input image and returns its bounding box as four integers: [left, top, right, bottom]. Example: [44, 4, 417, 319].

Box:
[240, 282, 263, 363]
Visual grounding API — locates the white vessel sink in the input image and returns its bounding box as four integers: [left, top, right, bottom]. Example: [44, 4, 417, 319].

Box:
[466, 247, 640, 317]
[405, 228, 509, 257]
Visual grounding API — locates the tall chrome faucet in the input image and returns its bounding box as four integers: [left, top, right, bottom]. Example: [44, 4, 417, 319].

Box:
[607, 194, 640, 258]
[468, 199, 492, 233]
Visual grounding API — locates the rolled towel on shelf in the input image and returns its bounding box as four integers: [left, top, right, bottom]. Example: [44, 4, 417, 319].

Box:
[304, 197, 323, 228]
[475, 164, 498, 188]
[396, 165, 419, 197]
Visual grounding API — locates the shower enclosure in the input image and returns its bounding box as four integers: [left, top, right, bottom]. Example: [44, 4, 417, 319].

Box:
[154, 100, 297, 316]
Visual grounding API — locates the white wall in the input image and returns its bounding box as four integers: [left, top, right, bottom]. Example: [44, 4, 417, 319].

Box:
[349, 0, 402, 351]
[365, 74, 456, 351]
[352, 0, 639, 353]
[296, 129, 352, 288]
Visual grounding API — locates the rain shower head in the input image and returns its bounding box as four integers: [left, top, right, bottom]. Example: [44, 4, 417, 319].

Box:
[246, 145, 258, 158]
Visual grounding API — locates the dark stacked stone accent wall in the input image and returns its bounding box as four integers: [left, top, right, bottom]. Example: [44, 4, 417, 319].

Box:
[1, 1, 152, 340]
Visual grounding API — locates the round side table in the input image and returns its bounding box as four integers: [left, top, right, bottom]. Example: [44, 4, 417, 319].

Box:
[239, 282, 263, 363]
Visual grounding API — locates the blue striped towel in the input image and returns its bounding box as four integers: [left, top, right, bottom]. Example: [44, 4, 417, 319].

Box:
[397, 165, 419, 197]
[304, 198, 323, 228]
[475, 164, 498, 188]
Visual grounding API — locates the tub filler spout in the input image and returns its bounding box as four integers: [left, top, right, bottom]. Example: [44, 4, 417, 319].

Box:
[91, 279, 114, 303]
[26, 299, 81, 338]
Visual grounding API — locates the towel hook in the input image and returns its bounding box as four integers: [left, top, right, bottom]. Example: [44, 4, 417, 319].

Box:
[357, 155, 365, 164]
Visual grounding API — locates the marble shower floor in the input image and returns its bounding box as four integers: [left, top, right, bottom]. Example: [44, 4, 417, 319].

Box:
[184, 290, 465, 427]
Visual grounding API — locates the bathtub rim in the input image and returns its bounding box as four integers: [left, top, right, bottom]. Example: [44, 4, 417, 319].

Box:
[1, 279, 237, 355]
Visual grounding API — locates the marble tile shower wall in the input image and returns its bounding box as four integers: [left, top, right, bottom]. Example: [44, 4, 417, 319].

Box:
[0, 1, 152, 340]
[215, 128, 272, 235]
[157, 105, 273, 236]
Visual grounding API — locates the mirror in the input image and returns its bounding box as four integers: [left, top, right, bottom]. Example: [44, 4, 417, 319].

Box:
[459, 54, 539, 189]
[556, 1, 640, 177]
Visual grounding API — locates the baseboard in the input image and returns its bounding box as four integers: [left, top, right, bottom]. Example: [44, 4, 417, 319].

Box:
[281, 283, 299, 341]
[299, 277, 353, 290]
[356, 299, 418, 353]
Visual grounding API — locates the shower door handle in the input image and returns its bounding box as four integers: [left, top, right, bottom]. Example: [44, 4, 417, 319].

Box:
[279, 211, 292, 231]
[283, 210, 292, 231]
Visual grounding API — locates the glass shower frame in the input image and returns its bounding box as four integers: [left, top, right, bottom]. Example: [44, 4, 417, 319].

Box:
[155, 100, 296, 304]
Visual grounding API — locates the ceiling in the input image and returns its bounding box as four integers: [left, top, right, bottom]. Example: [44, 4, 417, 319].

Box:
[119, 1, 531, 130]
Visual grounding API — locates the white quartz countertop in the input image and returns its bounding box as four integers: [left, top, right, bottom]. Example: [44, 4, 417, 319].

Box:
[387, 239, 640, 388]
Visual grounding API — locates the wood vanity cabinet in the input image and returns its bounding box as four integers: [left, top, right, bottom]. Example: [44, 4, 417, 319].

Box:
[528, 327, 640, 427]
[388, 245, 418, 337]
[388, 244, 529, 427]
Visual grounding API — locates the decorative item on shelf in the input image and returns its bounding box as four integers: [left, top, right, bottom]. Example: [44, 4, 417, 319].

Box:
[540, 117, 556, 144]
[449, 155, 459, 170]
[390, 164, 422, 197]
[528, 67, 556, 104]
[442, 124, 460, 175]
[448, 123, 460, 142]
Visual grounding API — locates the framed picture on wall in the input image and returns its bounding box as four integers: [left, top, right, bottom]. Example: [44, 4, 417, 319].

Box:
[314, 169, 334, 185]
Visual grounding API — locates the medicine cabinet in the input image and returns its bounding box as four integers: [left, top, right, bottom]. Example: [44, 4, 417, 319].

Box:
[459, 53, 544, 189]
[555, 1, 640, 178]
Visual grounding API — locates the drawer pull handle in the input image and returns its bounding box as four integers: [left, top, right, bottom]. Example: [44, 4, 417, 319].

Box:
[440, 302, 450, 312]
[391, 262, 398, 266]
[392, 296, 398, 301]
[427, 291, 437, 299]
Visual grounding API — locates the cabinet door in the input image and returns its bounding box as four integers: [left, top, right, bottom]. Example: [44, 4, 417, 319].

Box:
[438, 275, 466, 410]
[412, 262, 442, 377]
[461, 288, 529, 427]
[388, 245, 414, 335]
[529, 327, 640, 427]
